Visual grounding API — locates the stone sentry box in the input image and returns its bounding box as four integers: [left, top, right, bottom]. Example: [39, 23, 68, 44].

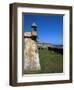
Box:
[24, 22, 41, 72]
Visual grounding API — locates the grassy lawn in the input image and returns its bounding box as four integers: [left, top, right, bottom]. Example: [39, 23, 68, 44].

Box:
[38, 48, 63, 73]
[24, 48, 63, 74]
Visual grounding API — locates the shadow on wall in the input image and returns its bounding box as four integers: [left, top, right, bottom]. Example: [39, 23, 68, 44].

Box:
[38, 47, 63, 55]
[48, 47, 63, 55]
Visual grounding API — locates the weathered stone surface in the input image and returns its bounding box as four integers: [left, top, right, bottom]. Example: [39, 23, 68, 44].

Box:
[24, 38, 41, 71]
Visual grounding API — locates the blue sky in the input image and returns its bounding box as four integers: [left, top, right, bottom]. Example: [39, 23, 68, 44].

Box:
[23, 13, 63, 45]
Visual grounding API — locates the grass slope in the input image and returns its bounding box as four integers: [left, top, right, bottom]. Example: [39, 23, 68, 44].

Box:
[39, 49, 63, 73]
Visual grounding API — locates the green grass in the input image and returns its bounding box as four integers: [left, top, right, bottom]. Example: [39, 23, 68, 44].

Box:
[38, 48, 63, 73]
[24, 48, 63, 74]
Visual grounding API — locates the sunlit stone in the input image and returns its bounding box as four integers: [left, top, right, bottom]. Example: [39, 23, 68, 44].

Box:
[24, 38, 41, 71]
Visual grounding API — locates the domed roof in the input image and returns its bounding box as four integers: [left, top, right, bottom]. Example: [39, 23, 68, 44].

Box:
[32, 22, 37, 27]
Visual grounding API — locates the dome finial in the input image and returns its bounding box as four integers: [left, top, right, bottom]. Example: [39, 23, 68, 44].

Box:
[32, 22, 37, 27]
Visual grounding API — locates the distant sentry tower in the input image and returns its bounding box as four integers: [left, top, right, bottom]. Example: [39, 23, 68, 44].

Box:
[31, 22, 37, 41]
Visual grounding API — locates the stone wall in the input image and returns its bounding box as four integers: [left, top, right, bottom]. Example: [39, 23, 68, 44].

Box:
[24, 38, 41, 71]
